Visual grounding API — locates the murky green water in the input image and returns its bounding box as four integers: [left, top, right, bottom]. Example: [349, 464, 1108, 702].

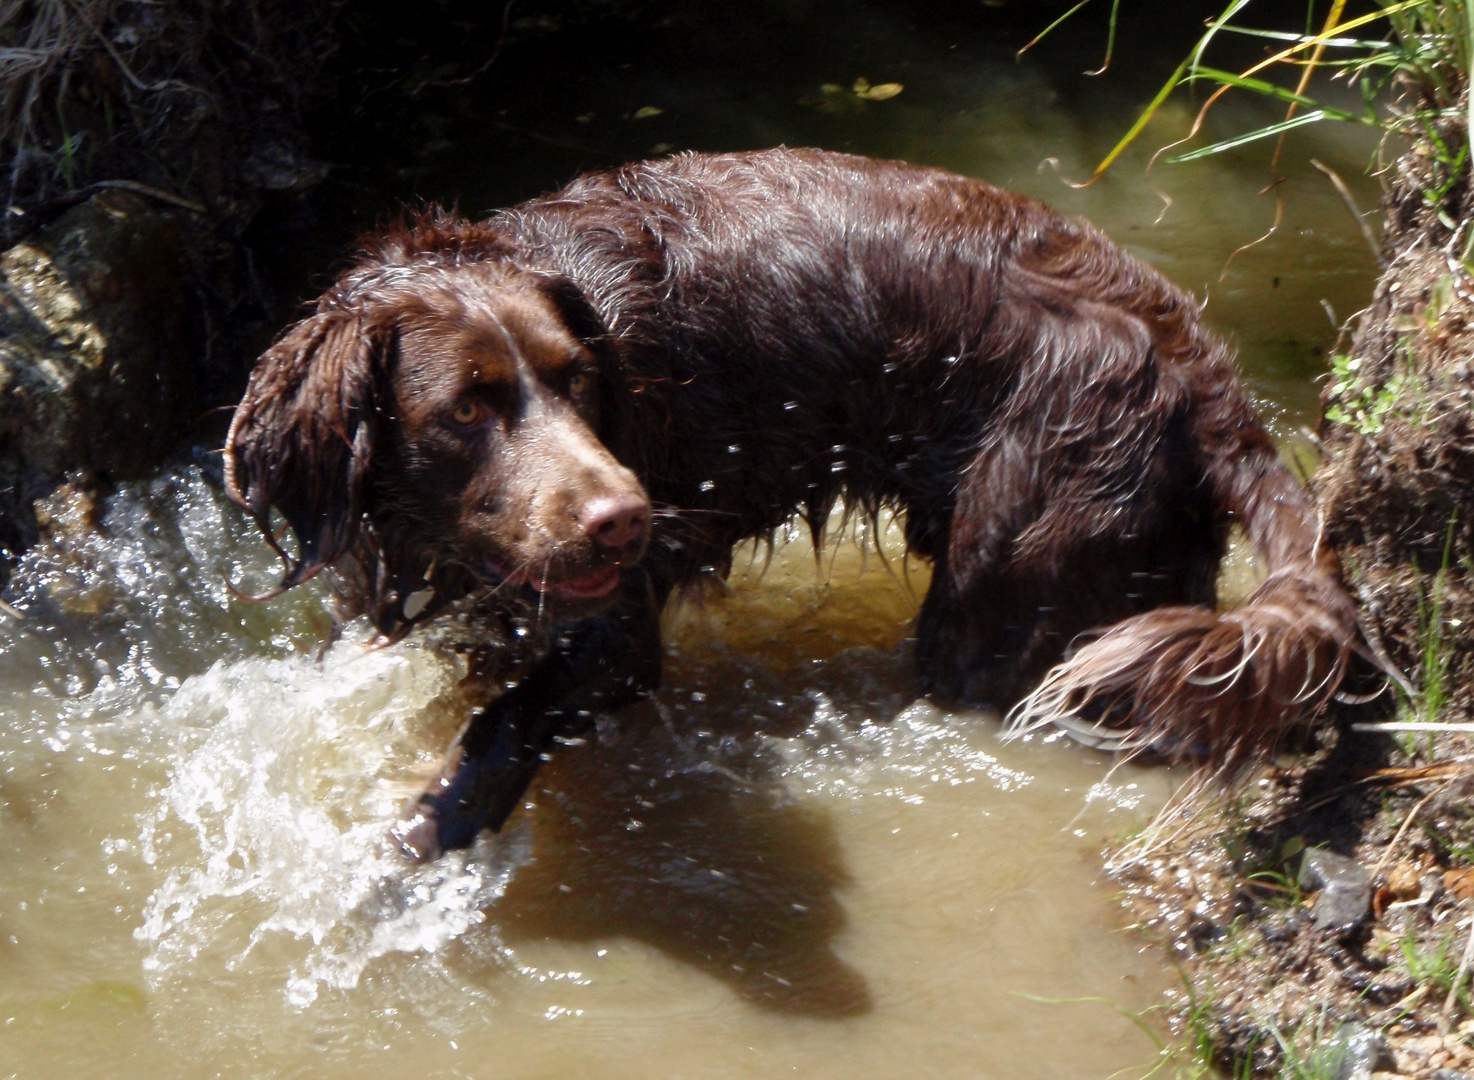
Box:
[1, 6, 1380, 1079]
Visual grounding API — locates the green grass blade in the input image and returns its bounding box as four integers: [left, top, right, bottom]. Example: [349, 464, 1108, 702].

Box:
[1016, 0, 1095, 59]
[1214, 25, 1386, 49]
[1084, 0, 1123, 75]
[1466, 0, 1473, 158]
[1184, 66, 1362, 118]
[1012, 992, 1168, 1050]
[1189, 0, 1256, 78]
[1166, 109, 1352, 163]
[1084, 56, 1192, 183]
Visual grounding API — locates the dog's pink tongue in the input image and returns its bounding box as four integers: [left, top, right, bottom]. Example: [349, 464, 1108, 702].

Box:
[542, 565, 621, 600]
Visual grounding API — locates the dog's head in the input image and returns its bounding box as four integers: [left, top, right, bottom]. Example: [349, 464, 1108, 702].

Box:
[225, 252, 650, 634]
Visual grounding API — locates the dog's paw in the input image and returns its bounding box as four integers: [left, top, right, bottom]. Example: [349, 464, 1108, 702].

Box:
[390, 800, 443, 863]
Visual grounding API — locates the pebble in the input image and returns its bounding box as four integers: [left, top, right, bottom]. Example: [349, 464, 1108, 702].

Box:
[1324, 1025, 1392, 1079]
[1404, 1036, 1444, 1055]
[1300, 848, 1373, 930]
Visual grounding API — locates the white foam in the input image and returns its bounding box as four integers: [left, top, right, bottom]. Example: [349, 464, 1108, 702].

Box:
[132, 636, 530, 1007]
[764, 691, 1034, 801]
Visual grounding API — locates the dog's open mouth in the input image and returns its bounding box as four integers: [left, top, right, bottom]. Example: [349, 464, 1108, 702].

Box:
[484, 560, 622, 601]
[539, 564, 621, 600]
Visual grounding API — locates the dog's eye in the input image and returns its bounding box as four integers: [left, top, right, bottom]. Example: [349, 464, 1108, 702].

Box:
[569, 372, 589, 397]
[449, 401, 483, 425]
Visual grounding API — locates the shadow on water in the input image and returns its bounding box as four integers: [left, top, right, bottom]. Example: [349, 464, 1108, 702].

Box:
[484, 531, 927, 1017]
[497, 695, 872, 1017]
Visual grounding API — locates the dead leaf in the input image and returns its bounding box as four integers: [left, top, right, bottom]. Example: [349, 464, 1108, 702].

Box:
[1445, 868, 1474, 900]
[1387, 861, 1421, 900]
[632, 106, 663, 120]
[1358, 763, 1470, 785]
[1373, 885, 1394, 921]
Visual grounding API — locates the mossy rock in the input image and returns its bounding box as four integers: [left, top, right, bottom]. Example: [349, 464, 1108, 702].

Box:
[0, 190, 192, 554]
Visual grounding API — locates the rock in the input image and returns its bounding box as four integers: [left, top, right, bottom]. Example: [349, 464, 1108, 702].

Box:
[1318, 1024, 1393, 1080]
[1300, 848, 1373, 931]
[1434, 1070, 1474, 1080]
[0, 190, 191, 553]
[28, 479, 118, 615]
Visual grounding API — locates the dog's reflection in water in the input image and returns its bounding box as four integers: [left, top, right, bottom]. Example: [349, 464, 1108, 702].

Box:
[494, 697, 871, 1018]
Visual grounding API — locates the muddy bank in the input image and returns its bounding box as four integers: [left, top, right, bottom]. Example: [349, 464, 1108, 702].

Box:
[1121, 106, 1474, 1077]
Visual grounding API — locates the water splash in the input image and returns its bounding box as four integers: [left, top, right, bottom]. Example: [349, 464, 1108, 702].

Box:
[766, 691, 1035, 802]
[0, 465, 332, 710]
[131, 636, 529, 1007]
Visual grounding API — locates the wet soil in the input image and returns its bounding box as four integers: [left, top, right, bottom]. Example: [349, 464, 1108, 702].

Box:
[1120, 113, 1474, 1078]
[1117, 730, 1474, 1077]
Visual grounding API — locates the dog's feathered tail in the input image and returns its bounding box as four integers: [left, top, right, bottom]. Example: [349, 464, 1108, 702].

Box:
[1005, 437, 1364, 772]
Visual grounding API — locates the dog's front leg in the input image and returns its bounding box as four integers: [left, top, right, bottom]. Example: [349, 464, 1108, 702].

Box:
[392, 566, 666, 862]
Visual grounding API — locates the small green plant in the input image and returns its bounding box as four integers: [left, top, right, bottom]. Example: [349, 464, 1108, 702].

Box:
[1266, 1012, 1372, 1080]
[1397, 932, 1471, 1010]
[1241, 835, 1309, 909]
[1205, 915, 1257, 962]
[1177, 975, 1227, 1080]
[1324, 353, 1409, 435]
[1419, 814, 1474, 864]
[1015, 974, 1224, 1079]
[1391, 520, 1456, 757]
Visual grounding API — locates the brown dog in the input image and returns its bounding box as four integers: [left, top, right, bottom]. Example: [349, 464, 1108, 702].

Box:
[225, 148, 1361, 861]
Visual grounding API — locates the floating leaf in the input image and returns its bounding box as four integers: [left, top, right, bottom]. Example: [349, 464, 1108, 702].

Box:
[632, 105, 663, 119]
[858, 82, 903, 101]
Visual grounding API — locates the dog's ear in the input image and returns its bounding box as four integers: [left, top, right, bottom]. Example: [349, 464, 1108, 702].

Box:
[538, 275, 608, 346]
[224, 308, 388, 590]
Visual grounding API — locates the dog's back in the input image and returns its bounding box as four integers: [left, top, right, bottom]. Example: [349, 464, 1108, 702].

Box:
[496, 153, 1210, 542]
[490, 148, 1360, 757]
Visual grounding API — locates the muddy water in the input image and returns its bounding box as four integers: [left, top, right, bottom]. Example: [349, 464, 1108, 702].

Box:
[2, 8, 1382, 1079]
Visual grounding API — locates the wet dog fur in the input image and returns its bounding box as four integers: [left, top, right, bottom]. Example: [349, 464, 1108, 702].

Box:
[225, 148, 1362, 860]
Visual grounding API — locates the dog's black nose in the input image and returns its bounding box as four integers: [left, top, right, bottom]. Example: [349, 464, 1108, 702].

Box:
[580, 493, 650, 551]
